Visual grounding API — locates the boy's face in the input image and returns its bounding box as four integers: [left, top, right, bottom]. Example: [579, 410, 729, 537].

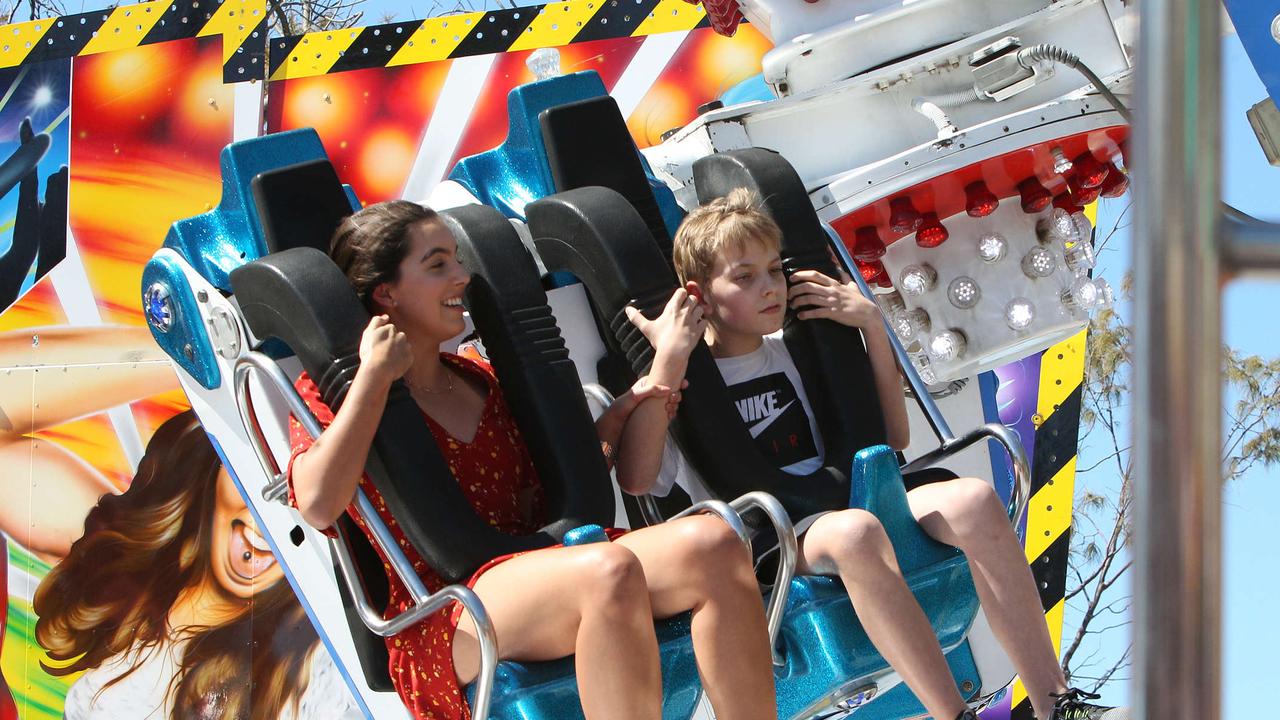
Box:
[695, 237, 787, 343]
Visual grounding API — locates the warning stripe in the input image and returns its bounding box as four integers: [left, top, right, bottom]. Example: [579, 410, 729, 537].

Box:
[0, 0, 265, 81]
[268, 0, 711, 81]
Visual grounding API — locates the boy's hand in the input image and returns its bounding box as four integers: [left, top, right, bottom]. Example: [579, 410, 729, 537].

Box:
[788, 269, 881, 329]
[629, 376, 688, 420]
[624, 287, 707, 359]
[358, 315, 413, 387]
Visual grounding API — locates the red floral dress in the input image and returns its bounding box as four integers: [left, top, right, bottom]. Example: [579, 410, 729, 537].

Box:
[287, 353, 550, 720]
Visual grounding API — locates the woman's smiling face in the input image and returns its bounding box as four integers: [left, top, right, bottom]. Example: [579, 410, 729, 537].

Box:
[209, 468, 283, 599]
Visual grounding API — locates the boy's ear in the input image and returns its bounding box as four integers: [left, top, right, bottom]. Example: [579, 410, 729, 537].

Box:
[684, 280, 708, 308]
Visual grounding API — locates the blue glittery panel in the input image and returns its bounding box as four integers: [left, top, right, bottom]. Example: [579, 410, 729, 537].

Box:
[163, 129, 330, 293]
[450, 71, 607, 219]
[854, 640, 983, 720]
[770, 445, 981, 718]
[465, 613, 699, 720]
[562, 523, 609, 546]
[141, 254, 220, 390]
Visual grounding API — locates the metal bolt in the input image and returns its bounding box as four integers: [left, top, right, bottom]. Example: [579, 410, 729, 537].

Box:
[197, 289, 208, 303]
[962, 680, 975, 693]
[31, 334, 38, 347]
[183, 344, 194, 361]
[1272, 14, 1280, 43]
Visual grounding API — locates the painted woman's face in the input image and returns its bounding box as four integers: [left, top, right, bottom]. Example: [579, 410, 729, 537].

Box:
[209, 468, 284, 599]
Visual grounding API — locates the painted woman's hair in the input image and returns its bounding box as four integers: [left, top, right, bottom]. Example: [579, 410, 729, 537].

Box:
[34, 410, 317, 719]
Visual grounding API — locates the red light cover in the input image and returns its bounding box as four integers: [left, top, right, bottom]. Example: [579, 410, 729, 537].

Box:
[1053, 192, 1084, 214]
[915, 212, 949, 248]
[1099, 164, 1129, 198]
[964, 181, 1000, 217]
[1066, 174, 1102, 205]
[1072, 152, 1109, 188]
[857, 259, 887, 284]
[876, 273, 895, 288]
[852, 226, 887, 261]
[889, 197, 922, 234]
[1018, 177, 1053, 213]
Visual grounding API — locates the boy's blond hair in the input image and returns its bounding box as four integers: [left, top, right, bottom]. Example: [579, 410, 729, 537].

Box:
[672, 188, 782, 284]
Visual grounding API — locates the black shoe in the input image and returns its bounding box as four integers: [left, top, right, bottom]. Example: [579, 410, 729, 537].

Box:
[1049, 688, 1129, 720]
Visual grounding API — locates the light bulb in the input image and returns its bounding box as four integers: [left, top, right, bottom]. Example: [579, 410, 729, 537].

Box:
[526, 48, 562, 80]
[1063, 238, 1097, 274]
[947, 276, 982, 309]
[928, 330, 967, 362]
[1021, 246, 1057, 278]
[1036, 207, 1074, 244]
[1004, 297, 1036, 330]
[1061, 276, 1103, 311]
[977, 232, 1008, 263]
[899, 264, 937, 296]
[891, 308, 931, 341]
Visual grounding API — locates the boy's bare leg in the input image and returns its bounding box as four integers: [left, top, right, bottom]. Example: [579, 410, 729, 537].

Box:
[453, 542, 662, 720]
[908, 477, 1069, 719]
[615, 515, 777, 720]
[800, 509, 970, 720]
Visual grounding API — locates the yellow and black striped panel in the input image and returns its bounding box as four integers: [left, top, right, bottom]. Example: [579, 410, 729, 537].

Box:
[0, 0, 265, 81]
[1008, 204, 1097, 718]
[267, 0, 712, 81]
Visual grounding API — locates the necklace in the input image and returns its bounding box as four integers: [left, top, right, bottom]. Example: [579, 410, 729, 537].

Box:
[407, 369, 454, 394]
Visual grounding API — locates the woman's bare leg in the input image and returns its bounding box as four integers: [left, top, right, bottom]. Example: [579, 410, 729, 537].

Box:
[908, 477, 1068, 719]
[614, 515, 776, 720]
[453, 542, 662, 720]
[800, 509, 969, 720]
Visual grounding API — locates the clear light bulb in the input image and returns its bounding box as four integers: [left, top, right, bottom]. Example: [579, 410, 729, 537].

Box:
[1070, 210, 1093, 241]
[891, 308, 931, 341]
[977, 232, 1008, 263]
[947, 276, 982, 309]
[878, 290, 906, 314]
[898, 264, 937, 296]
[1093, 277, 1115, 307]
[1004, 297, 1036, 330]
[1063, 237, 1097, 274]
[1036, 207, 1074, 244]
[526, 48, 562, 80]
[910, 352, 937, 385]
[928, 329, 967, 362]
[1061, 276, 1103, 311]
[1021, 246, 1057, 278]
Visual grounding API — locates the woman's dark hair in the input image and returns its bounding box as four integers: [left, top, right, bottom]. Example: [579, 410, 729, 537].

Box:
[329, 200, 440, 313]
[34, 410, 317, 720]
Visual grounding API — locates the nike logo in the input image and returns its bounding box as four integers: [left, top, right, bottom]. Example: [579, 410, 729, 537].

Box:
[735, 391, 796, 438]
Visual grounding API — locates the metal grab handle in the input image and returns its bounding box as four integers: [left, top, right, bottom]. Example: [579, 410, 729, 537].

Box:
[824, 223, 1030, 530]
[899, 422, 1031, 529]
[729, 492, 797, 667]
[233, 352, 498, 720]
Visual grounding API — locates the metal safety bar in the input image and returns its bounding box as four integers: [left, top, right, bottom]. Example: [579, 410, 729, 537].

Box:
[233, 352, 498, 720]
[1133, 4, 1280, 720]
[824, 224, 1032, 528]
[583, 383, 798, 665]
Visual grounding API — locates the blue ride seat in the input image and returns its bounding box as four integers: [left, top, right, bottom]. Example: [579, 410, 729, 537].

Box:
[152, 130, 716, 719]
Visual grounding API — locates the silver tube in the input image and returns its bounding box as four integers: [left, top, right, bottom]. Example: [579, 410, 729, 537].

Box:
[1222, 203, 1280, 278]
[232, 353, 499, 720]
[583, 382, 668, 527]
[822, 223, 955, 441]
[728, 491, 797, 667]
[1133, 2, 1223, 719]
[900, 423, 1031, 529]
[672, 499, 753, 554]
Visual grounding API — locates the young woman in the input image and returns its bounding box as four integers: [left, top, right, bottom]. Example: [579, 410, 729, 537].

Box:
[287, 200, 777, 720]
[34, 410, 357, 719]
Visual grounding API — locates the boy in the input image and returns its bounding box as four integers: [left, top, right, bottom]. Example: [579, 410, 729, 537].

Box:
[626, 189, 1122, 720]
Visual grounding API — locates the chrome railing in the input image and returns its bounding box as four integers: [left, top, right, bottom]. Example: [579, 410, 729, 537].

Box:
[233, 352, 497, 720]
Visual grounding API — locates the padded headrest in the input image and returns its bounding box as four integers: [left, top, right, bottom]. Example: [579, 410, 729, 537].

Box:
[526, 186, 845, 519]
[691, 148, 887, 469]
[526, 186, 673, 393]
[251, 159, 354, 254]
[540, 96, 676, 264]
[230, 248, 558, 583]
[443, 204, 615, 527]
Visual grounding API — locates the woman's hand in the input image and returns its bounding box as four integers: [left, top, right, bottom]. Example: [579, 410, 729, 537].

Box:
[624, 286, 707, 360]
[787, 268, 881, 329]
[358, 315, 413, 387]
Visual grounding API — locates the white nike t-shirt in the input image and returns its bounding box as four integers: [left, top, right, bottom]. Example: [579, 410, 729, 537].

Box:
[654, 334, 825, 499]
